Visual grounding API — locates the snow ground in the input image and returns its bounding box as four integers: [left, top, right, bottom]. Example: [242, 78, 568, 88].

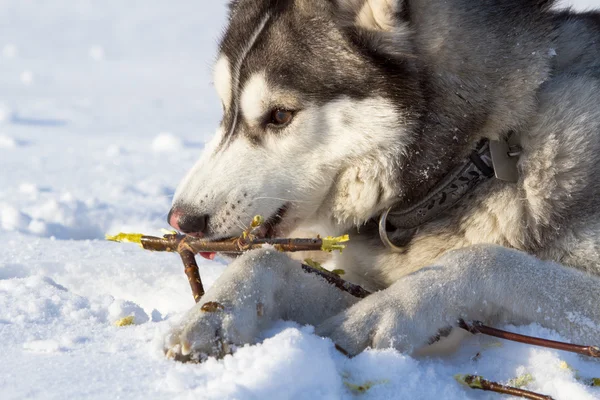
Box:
[1, 1, 600, 399]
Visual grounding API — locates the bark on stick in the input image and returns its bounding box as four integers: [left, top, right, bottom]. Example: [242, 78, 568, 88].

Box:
[455, 375, 554, 400]
[107, 232, 349, 255]
[460, 320, 600, 358]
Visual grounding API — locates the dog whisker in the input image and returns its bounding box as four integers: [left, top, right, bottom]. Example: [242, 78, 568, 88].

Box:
[252, 197, 308, 204]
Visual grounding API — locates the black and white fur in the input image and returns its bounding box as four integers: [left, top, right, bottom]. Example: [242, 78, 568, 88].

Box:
[165, 0, 600, 359]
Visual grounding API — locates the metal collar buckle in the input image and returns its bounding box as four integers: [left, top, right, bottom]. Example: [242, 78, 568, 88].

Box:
[379, 208, 406, 252]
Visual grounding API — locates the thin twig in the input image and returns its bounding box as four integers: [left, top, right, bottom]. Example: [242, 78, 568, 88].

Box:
[300, 263, 371, 299]
[455, 375, 554, 400]
[460, 320, 600, 359]
[107, 232, 349, 255]
[335, 344, 351, 357]
[107, 229, 349, 303]
[180, 249, 204, 303]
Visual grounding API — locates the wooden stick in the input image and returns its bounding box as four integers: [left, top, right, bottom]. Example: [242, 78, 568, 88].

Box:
[460, 320, 600, 359]
[107, 232, 349, 255]
[300, 263, 371, 299]
[180, 249, 205, 303]
[456, 375, 554, 400]
[107, 230, 349, 303]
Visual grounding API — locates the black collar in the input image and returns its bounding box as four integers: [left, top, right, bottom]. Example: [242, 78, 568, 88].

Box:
[378, 136, 521, 251]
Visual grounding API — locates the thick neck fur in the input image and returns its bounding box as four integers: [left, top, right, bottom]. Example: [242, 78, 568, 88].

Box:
[322, 0, 556, 231]
[399, 0, 555, 201]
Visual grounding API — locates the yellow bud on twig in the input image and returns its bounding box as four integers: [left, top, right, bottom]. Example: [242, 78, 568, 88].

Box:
[106, 233, 144, 247]
[251, 215, 264, 228]
[321, 235, 350, 252]
[114, 316, 135, 327]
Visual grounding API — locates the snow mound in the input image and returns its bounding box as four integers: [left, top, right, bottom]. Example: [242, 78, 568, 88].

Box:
[89, 45, 105, 61]
[0, 275, 92, 325]
[2, 43, 17, 59]
[1, 193, 105, 240]
[30, 197, 103, 239]
[20, 70, 34, 86]
[18, 182, 39, 195]
[108, 299, 150, 325]
[0, 134, 17, 148]
[0, 205, 31, 231]
[162, 325, 342, 399]
[106, 144, 126, 157]
[152, 132, 184, 153]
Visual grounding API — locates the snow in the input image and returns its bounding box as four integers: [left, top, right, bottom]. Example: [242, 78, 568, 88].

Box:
[89, 46, 106, 62]
[3, 44, 18, 59]
[0, 134, 17, 149]
[108, 299, 150, 325]
[0, 0, 599, 399]
[152, 133, 184, 153]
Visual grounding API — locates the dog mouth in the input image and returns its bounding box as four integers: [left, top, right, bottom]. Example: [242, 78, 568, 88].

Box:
[254, 204, 289, 239]
[194, 204, 289, 260]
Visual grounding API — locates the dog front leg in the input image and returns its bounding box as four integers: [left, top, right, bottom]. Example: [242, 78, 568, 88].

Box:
[165, 249, 359, 361]
[316, 244, 600, 356]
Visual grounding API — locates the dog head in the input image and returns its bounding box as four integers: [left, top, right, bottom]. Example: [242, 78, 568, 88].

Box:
[169, 0, 553, 239]
[170, 0, 421, 239]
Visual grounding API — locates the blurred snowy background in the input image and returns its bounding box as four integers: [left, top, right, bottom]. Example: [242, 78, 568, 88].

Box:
[1, 1, 599, 399]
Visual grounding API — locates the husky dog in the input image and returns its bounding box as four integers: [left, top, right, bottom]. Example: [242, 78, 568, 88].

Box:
[165, 0, 600, 359]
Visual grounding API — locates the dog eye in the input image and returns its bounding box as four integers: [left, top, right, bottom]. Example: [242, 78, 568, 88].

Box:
[269, 109, 294, 127]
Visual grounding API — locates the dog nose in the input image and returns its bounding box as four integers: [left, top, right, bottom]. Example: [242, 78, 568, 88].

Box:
[168, 208, 208, 235]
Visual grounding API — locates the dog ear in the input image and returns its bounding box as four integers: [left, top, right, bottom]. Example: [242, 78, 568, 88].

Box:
[335, 0, 404, 32]
[332, 0, 413, 60]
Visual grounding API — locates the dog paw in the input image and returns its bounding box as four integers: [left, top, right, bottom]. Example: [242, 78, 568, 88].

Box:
[165, 301, 232, 362]
[315, 290, 460, 356]
[164, 299, 267, 362]
[163, 249, 299, 362]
